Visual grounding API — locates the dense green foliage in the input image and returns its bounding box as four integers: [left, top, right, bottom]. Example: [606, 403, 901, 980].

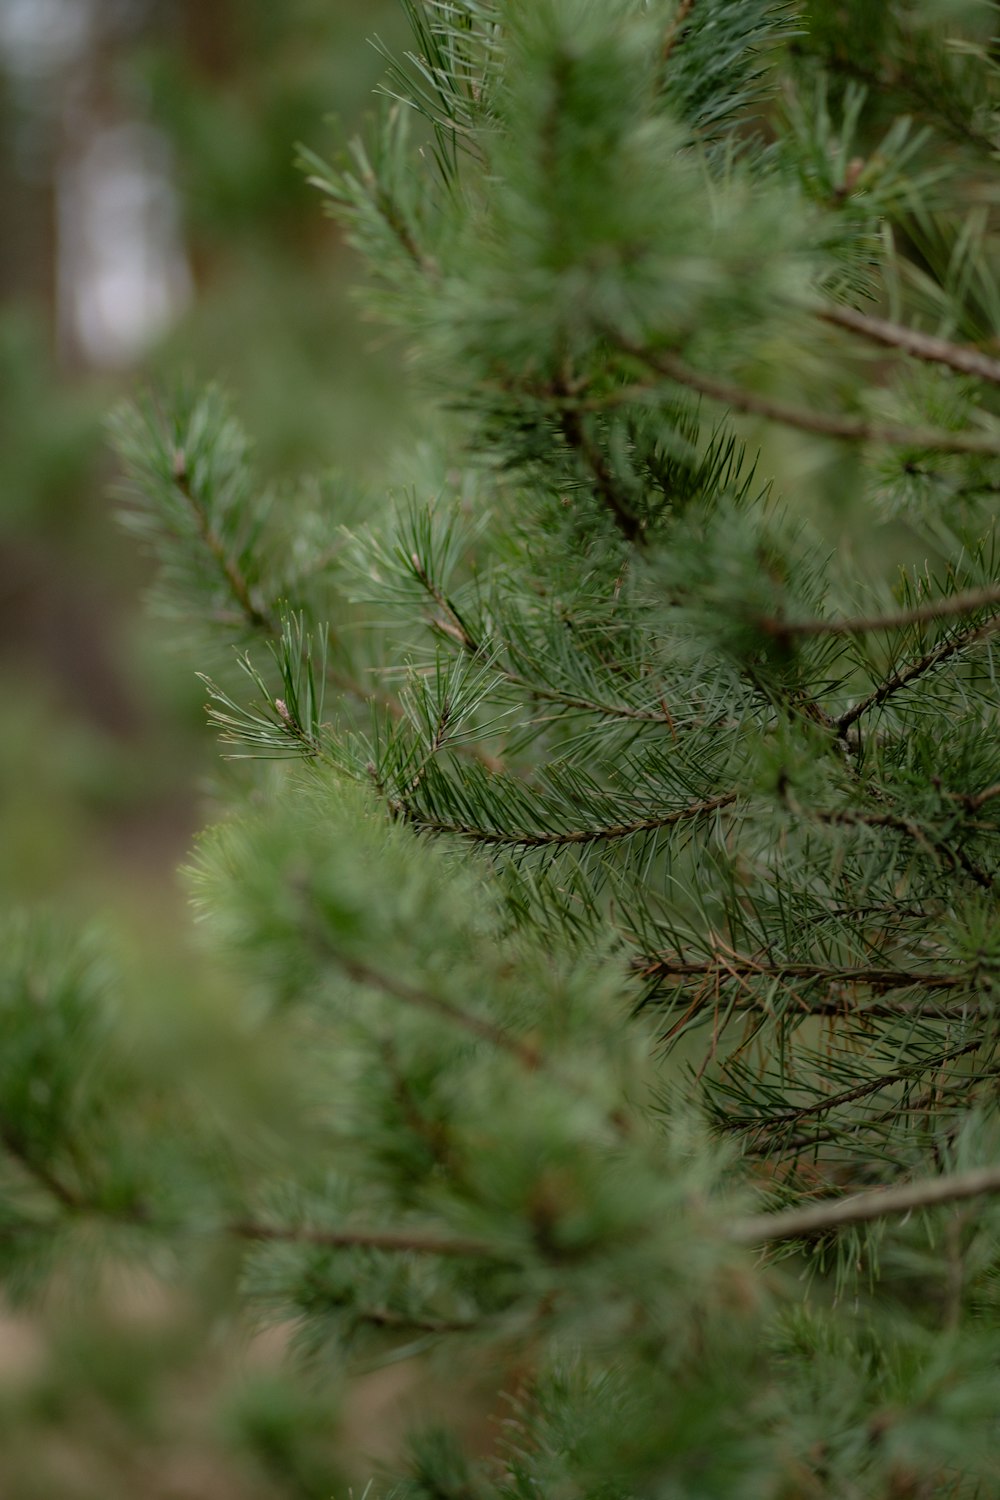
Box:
[8, 1, 1000, 1494]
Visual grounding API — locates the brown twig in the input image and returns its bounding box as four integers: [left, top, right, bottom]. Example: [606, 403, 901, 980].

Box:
[729, 1163, 1000, 1244]
[817, 304, 1000, 388]
[627, 347, 1000, 457]
[661, 0, 696, 66]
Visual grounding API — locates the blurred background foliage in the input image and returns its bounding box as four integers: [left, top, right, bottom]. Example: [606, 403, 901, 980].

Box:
[0, 0, 414, 921]
[0, 2, 418, 1492]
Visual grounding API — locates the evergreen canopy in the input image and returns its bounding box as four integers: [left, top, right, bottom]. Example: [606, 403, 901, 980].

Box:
[8, 1, 1000, 1494]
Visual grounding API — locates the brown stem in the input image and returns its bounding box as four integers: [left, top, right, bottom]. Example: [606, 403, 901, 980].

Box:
[729, 1163, 1000, 1244]
[661, 0, 696, 66]
[756, 584, 1000, 640]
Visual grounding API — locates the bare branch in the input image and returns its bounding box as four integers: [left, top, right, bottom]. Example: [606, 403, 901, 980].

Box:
[756, 584, 1000, 641]
[818, 304, 1000, 388]
[730, 1163, 1000, 1244]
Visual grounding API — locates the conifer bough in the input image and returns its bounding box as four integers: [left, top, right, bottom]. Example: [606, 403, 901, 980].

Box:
[10, 1, 1000, 1494]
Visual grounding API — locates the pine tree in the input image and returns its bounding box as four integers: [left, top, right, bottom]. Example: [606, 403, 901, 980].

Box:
[7, 1, 1000, 1494]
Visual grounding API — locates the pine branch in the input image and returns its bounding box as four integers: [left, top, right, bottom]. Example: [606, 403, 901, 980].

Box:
[410, 557, 677, 727]
[954, 782, 1000, 813]
[636, 957, 970, 991]
[804, 803, 995, 893]
[170, 447, 277, 633]
[817, 304, 1000, 388]
[334, 952, 543, 1069]
[352, 1308, 476, 1335]
[0, 1123, 85, 1212]
[372, 179, 437, 276]
[636, 944, 986, 1025]
[730, 1163, 1000, 1244]
[836, 609, 1000, 735]
[0, 1204, 500, 1261]
[411, 791, 736, 848]
[737, 1059, 1000, 1157]
[380, 1036, 462, 1175]
[720, 1039, 985, 1134]
[626, 346, 1000, 456]
[810, 46, 1000, 161]
[164, 433, 406, 723]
